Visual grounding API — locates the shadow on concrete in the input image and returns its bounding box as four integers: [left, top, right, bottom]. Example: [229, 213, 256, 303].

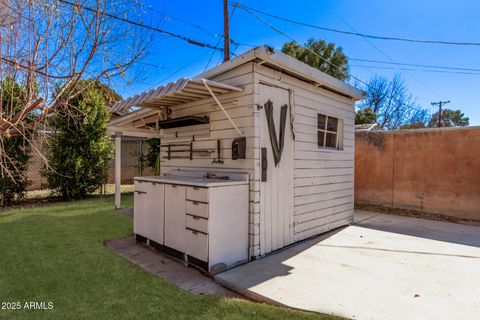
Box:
[355, 211, 480, 248]
[216, 211, 480, 305]
[215, 226, 348, 303]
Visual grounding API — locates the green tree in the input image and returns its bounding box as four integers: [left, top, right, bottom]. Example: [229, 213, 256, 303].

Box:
[145, 138, 160, 175]
[355, 107, 377, 125]
[359, 74, 430, 130]
[400, 122, 426, 130]
[428, 108, 469, 128]
[282, 38, 349, 80]
[0, 78, 32, 205]
[44, 80, 114, 200]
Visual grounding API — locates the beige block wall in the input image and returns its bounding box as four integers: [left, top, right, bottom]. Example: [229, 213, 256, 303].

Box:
[355, 127, 480, 221]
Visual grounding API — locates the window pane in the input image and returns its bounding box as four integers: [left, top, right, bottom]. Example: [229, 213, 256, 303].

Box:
[318, 114, 327, 130]
[325, 132, 337, 148]
[327, 117, 338, 132]
[318, 131, 325, 147]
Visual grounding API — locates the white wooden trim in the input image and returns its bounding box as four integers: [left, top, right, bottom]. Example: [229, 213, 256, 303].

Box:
[107, 126, 161, 138]
[202, 78, 244, 137]
[114, 132, 122, 209]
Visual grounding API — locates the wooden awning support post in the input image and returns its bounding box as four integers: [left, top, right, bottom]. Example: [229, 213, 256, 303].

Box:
[202, 78, 244, 138]
[114, 131, 122, 209]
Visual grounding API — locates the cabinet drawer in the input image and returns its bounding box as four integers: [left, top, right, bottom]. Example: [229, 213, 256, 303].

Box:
[185, 214, 208, 234]
[186, 186, 208, 202]
[186, 229, 208, 262]
[186, 200, 209, 218]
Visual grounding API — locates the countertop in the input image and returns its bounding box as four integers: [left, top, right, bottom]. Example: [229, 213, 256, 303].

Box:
[134, 175, 249, 187]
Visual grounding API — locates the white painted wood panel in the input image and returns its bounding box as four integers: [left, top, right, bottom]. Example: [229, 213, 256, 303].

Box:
[154, 63, 259, 258]
[295, 167, 354, 178]
[294, 214, 352, 241]
[208, 184, 249, 269]
[145, 183, 165, 244]
[164, 184, 187, 252]
[258, 83, 294, 255]
[295, 204, 353, 226]
[294, 189, 354, 206]
[295, 181, 354, 196]
[252, 63, 355, 240]
[295, 175, 354, 189]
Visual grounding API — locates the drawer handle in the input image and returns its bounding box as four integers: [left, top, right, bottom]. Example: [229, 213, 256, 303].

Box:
[135, 191, 147, 194]
[192, 216, 201, 220]
[171, 184, 177, 188]
[192, 201, 199, 205]
[193, 187, 200, 190]
[186, 227, 207, 235]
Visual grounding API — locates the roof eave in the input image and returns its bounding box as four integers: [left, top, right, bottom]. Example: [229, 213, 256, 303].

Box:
[197, 46, 365, 101]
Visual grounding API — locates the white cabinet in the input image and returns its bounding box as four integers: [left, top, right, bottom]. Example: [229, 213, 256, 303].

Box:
[134, 177, 249, 274]
[185, 184, 249, 273]
[164, 184, 186, 253]
[134, 180, 164, 245]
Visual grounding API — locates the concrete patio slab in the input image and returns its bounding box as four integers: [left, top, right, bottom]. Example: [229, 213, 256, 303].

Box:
[106, 236, 242, 298]
[215, 211, 480, 320]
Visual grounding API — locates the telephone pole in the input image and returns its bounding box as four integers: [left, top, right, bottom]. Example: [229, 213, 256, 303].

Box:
[431, 100, 450, 127]
[223, 0, 230, 62]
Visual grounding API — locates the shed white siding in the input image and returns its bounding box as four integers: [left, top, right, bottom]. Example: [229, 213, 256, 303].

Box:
[252, 63, 355, 245]
[112, 48, 359, 259]
[159, 62, 261, 257]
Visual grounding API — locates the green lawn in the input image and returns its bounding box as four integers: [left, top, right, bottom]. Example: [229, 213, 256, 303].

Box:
[0, 195, 341, 320]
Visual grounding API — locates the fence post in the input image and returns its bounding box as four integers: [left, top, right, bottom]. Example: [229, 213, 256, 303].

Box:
[114, 132, 122, 209]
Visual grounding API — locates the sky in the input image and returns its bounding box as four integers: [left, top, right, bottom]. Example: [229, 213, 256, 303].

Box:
[115, 0, 480, 125]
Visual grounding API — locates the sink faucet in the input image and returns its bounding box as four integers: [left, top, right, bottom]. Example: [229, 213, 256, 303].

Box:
[203, 172, 216, 179]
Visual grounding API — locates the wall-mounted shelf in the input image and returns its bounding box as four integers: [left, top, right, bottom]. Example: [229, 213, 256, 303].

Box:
[157, 116, 209, 129]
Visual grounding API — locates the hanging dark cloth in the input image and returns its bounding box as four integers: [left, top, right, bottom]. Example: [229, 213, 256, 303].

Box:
[264, 100, 288, 166]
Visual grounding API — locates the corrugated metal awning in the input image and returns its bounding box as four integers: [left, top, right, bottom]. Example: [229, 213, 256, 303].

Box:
[111, 78, 243, 112]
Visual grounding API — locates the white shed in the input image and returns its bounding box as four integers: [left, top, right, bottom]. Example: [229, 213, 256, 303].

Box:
[108, 46, 363, 269]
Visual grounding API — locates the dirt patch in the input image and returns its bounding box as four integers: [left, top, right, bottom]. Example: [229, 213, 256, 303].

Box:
[355, 202, 480, 226]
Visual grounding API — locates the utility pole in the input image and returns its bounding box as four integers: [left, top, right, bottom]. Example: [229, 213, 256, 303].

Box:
[431, 100, 450, 127]
[223, 0, 230, 62]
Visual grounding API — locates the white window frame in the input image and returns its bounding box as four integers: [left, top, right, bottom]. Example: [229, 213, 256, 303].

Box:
[318, 114, 343, 150]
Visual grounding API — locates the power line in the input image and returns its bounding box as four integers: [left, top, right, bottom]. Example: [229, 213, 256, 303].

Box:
[137, 61, 166, 69]
[235, 2, 447, 117]
[147, 7, 221, 38]
[147, 50, 211, 91]
[351, 64, 480, 75]
[146, 6, 255, 49]
[349, 58, 480, 73]
[58, 0, 223, 52]
[336, 16, 441, 97]
[235, 3, 370, 88]
[232, 2, 480, 47]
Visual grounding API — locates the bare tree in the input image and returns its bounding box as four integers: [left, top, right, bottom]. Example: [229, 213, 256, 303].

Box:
[357, 74, 430, 130]
[0, 0, 151, 178]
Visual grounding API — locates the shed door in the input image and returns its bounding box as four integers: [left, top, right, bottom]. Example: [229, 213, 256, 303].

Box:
[259, 83, 294, 255]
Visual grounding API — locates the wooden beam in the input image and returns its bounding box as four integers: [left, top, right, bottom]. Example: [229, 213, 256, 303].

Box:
[114, 132, 122, 210]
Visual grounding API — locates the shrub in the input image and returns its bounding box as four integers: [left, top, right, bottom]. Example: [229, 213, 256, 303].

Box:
[0, 78, 31, 206]
[145, 138, 160, 175]
[44, 81, 114, 200]
[0, 136, 31, 205]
